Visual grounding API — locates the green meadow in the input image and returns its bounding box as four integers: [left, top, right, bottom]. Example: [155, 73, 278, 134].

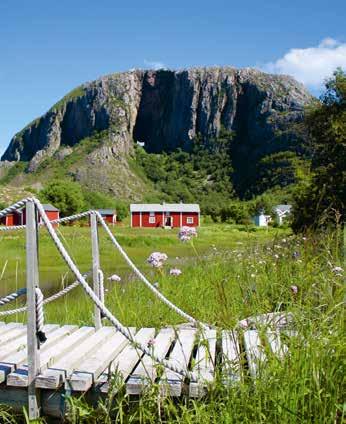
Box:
[0, 223, 344, 423]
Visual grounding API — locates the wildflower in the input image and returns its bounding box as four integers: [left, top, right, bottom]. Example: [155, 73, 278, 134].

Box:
[250, 273, 256, 278]
[332, 266, 343, 276]
[292, 251, 300, 259]
[332, 266, 343, 273]
[274, 254, 279, 259]
[147, 338, 156, 347]
[290, 285, 298, 295]
[147, 252, 168, 268]
[169, 268, 182, 276]
[108, 274, 121, 282]
[178, 226, 197, 242]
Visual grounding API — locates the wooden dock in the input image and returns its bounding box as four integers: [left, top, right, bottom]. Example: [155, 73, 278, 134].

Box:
[0, 320, 292, 419]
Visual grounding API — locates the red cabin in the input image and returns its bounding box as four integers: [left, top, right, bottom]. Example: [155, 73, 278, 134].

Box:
[130, 203, 200, 228]
[97, 209, 116, 225]
[0, 204, 60, 227]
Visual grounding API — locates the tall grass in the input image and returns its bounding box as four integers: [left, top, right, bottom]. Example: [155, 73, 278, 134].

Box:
[0, 225, 344, 423]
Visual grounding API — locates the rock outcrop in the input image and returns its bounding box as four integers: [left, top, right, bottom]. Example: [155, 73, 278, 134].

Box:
[1, 67, 312, 196]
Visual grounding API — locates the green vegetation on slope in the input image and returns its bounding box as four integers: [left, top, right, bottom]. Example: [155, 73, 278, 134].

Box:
[292, 69, 346, 232]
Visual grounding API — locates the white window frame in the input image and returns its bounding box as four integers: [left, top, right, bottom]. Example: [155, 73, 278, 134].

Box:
[149, 215, 156, 224]
[186, 217, 194, 224]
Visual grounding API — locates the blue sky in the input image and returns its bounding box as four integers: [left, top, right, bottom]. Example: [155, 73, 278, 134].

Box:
[0, 0, 345, 155]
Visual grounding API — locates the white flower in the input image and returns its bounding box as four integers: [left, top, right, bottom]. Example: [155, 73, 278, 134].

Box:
[332, 266, 343, 273]
[178, 226, 197, 242]
[147, 252, 168, 268]
[169, 268, 182, 276]
[108, 274, 121, 282]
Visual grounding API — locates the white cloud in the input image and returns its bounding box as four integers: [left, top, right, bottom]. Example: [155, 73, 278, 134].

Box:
[262, 38, 346, 90]
[143, 60, 167, 70]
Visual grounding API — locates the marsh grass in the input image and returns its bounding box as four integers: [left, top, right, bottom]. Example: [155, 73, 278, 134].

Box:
[0, 224, 344, 423]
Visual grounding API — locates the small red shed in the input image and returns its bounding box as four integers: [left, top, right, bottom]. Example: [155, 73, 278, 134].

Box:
[97, 209, 116, 225]
[0, 204, 60, 227]
[130, 203, 200, 228]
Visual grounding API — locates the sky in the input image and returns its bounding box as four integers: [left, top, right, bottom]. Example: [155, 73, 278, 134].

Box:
[0, 0, 345, 155]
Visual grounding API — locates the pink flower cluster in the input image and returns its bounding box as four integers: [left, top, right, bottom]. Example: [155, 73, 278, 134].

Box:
[147, 252, 168, 268]
[178, 226, 197, 242]
[169, 268, 182, 276]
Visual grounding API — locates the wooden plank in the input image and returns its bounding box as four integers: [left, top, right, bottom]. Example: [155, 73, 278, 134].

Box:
[126, 327, 175, 395]
[243, 330, 266, 378]
[0, 322, 23, 338]
[0, 325, 75, 383]
[0, 324, 59, 361]
[160, 328, 196, 397]
[266, 330, 288, 359]
[189, 329, 217, 397]
[68, 328, 135, 391]
[35, 326, 114, 389]
[0, 325, 27, 345]
[7, 326, 95, 387]
[221, 330, 241, 385]
[98, 327, 155, 394]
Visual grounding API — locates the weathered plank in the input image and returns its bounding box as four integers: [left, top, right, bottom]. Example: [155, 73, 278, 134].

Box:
[35, 326, 114, 389]
[189, 329, 217, 397]
[0, 325, 27, 346]
[0, 324, 59, 361]
[0, 325, 76, 383]
[98, 327, 155, 394]
[221, 330, 241, 384]
[0, 322, 23, 338]
[160, 328, 196, 397]
[7, 326, 95, 387]
[67, 328, 135, 391]
[266, 330, 288, 359]
[243, 330, 266, 378]
[127, 327, 175, 395]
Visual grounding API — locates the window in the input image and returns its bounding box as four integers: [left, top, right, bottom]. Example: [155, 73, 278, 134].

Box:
[149, 216, 156, 224]
[186, 217, 194, 224]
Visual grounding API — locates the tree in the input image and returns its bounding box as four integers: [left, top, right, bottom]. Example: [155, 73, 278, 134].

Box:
[292, 69, 346, 232]
[39, 180, 86, 217]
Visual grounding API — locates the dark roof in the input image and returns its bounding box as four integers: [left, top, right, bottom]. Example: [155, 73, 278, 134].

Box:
[97, 209, 116, 216]
[42, 204, 59, 212]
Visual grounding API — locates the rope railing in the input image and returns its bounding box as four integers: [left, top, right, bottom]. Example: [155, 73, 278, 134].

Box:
[0, 273, 89, 317]
[95, 211, 209, 330]
[31, 198, 199, 382]
[0, 209, 92, 232]
[0, 200, 208, 329]
[0, 198, 207, 381]
[0, 287, 27, 306]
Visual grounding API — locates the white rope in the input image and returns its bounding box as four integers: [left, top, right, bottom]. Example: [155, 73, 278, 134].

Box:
[0, 210, 92, 232]
[0, 288, 26, 306]
[0, 274, 88, 317]
[95, 212, 209, 330]
[35, 287, 46, 343]
[32, 198, 199, 382]
[0, 198, 28, 218]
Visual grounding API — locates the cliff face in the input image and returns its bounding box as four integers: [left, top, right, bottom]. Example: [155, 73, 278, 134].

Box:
[1, 67, 312, 196]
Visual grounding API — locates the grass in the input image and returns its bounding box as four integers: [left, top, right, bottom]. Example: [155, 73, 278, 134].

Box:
[0, 223, 344, 423]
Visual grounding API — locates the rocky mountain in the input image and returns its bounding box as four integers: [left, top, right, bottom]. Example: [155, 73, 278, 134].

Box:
[0, 67, 313, 199]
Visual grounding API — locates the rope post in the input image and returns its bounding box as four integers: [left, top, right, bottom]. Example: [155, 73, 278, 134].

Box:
[91, 212, 102, 329]
[26, 200, 41, 419]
